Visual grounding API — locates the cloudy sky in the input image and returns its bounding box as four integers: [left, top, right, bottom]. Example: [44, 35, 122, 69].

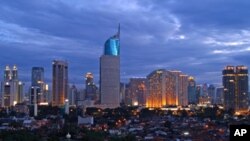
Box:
[1, 0, 250, 88]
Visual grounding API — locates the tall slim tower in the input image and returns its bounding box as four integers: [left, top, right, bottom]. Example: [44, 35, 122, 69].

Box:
[1, 65, 24, 107]
[30, 67, 47, 105]
[85, 72, 98, 101]
[100, 25, 120, 108]
[4, 65, 11, 81]
[223, 66, 235, 110]
[223, 65, 249, 112]
[235, 66, 248, 111]
[52, 60, 68, 106]
[188, 76, 196, 104]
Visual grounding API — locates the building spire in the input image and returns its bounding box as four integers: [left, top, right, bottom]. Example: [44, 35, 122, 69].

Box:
[117, 23, 120, 39]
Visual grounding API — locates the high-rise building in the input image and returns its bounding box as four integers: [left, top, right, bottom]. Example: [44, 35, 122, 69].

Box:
[235, 66, 248, 111]
[30, 86, 40, 105]
[1, 65, 24, 107]
[30, 67, 48, 105]
[223, 65, 249, 111]
[69, 85, 78, 106]
[208, 84, 216, 104]
[196, 85, 202, 103]
[215, 87, 224, 105]
[120, 83, 129, 105]
[146, 69, 166, 108]
[85, 72, 98, 101]
[179, 74, 189, 106]
[169, 71, 181, 106]
[4, 65, 11, 81]
[188, 76, 196, 104]
[146, 69, 177, 108]
[169, 71, 189, 106]
[52, 60, 68, 106]
[127, 78, 147, 106]
[32, 67, 44, 86]
[100, 25, 120, 108]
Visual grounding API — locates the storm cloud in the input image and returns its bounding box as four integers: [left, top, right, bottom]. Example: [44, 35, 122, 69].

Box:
[0, 0, 250, 88]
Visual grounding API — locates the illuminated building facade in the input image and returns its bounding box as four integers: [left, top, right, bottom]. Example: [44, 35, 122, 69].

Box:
[52, 60, 68, 106]
[235, 66, 249, 111]
[146, 69, 177, 108]
[188, 76, 196, 104]
[127, 78, 147, 106]
[85, 72, 98, 101]
[146, 69, 166, 108]
[100, 25, 120, 108]
[169, 71, 189, 106]
[178, 74, 189, 106]
[223, 65, 249, 111]
[1, 65, 24, 107]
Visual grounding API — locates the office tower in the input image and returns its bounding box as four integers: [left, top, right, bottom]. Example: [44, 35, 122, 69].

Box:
[12, 65, 18, 80]
[196, 85, 202, 103]
[85, 72, 98, 101]
[120, 83, 126, 104]
[202, 83, 208, 97]
[100, 25, 120, 108]
[223, 65, 249, 112]
[30, 67, 47, 104]
[17, 81, 25, 103]
[169, 71, 189, 106]
[215, 87, 224, 105]
[235, 66, 248, 111]
[146, 69, 176, 108]
[4, 65, 11, 81]
[69, 85, 78, 106]
[179, 74, 189, 106]
[198, 83, 211, 104]
[30, 86, 40, 105]
[169, 71, 182, 106]
[208, 84, 216, 104]
[188, 76, 196, 104]
[32, 67, 44, 86]
[52, 60, 68, 106]
[1, 65, 24, 107]
[127, 78, 147, 106]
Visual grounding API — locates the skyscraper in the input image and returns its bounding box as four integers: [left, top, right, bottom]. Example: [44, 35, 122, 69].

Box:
[69, 84, 78, 106]
[146, 69, 176, 108]
[179, 74, 189, 106]
[196, 85, 202, 103]
[215, 87, 224, 105]
[128, 78, 147, 106]
[52, 60, 68, 106]
[208, 84, 216, 104]
[85, 72, 98, 101]
[169, 71, 189, 106]
[188, 76, 196, 104]
[1, 65, 24, 107]
[32, 67, 44, 86]
[235, 66, 248, 111]
[223, 65, 249, 112]
[30, 67, 47, 105]
[146, 69, 166, 108]
[100, 25, 120, 108]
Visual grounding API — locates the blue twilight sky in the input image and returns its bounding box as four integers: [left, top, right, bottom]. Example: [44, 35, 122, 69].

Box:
[0, 0, 250, 88]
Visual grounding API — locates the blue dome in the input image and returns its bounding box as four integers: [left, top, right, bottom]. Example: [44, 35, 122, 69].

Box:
[104, 37, 120, 56]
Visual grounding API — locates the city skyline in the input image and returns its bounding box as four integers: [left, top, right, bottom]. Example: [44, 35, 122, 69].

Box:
[1, 0, 250, 87]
